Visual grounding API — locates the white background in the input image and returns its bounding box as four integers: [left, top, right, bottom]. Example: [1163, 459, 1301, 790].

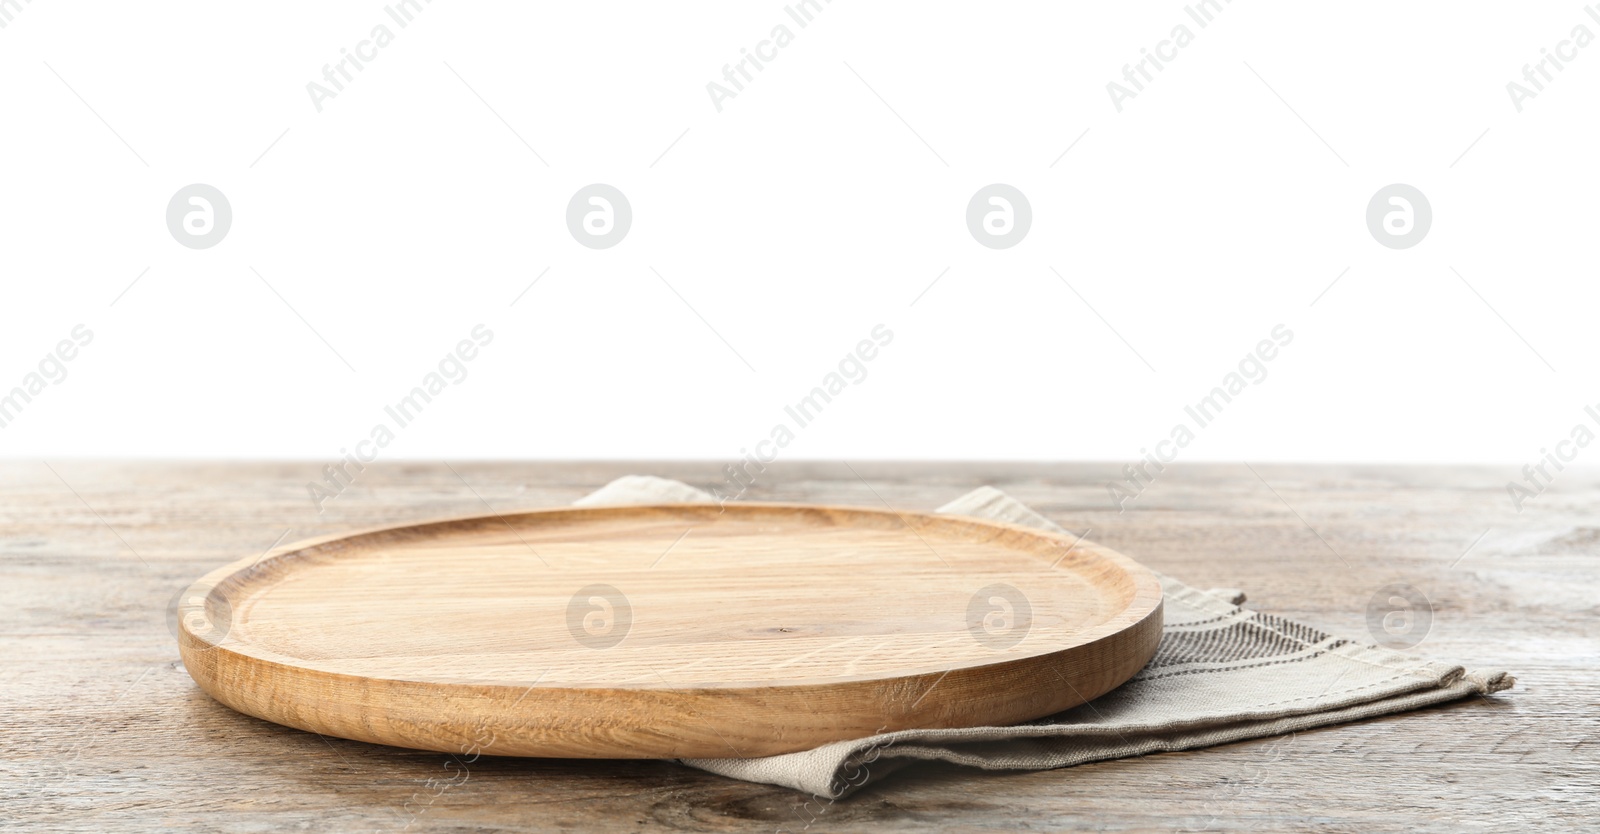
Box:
[1, 1, 1596, 466]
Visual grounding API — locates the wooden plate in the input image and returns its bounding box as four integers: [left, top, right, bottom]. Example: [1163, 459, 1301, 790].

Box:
[176, 503, 1163, 758]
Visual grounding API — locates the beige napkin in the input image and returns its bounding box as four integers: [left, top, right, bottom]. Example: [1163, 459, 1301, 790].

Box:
[577, 475, 1514, 798]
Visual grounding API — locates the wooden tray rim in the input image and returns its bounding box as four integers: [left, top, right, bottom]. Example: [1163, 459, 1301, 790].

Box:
[177, 501, 1164, 691]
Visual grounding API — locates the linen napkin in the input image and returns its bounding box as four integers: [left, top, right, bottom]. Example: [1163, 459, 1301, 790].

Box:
[576, 475, 1514, 799]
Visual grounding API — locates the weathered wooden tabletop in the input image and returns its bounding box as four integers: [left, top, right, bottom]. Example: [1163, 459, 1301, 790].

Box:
[3, 461, 1595, 832]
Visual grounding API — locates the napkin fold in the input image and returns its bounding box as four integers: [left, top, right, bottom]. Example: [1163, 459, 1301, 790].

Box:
[577, 476, 1513, 799]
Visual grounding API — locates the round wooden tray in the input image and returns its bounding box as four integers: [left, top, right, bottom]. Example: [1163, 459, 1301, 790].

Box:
[175, 503, 1163, 758]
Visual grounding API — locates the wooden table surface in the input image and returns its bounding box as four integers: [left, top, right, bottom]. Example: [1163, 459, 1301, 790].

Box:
[4, 461, 1595, 832]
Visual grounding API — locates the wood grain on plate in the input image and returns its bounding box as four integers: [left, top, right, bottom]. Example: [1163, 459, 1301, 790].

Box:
[177, 502, 1162, 758]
